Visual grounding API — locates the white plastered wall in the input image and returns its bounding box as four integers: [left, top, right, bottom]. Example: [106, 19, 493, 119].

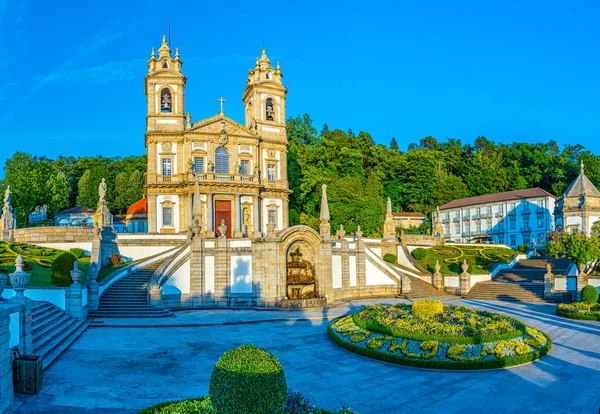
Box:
[163, 259, 191, 295]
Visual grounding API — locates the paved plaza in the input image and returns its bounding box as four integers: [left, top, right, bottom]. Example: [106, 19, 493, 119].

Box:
[13, 299, 600, 414]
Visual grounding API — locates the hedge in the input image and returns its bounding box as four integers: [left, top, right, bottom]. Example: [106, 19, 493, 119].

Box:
[517, 244, 529, 253]
[209, 344, 287, 414]
[383, 253, 397, 264]
[70, 248, 85, 259]
[50, 253, 76, 287]
[556, 303, 600, 321]
[581, 285, 599, 304]
[411, 248, 426, 260]
[328, 321, 552, 370]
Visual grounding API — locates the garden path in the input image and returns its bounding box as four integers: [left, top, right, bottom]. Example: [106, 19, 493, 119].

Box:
[13, 299, 600, 414]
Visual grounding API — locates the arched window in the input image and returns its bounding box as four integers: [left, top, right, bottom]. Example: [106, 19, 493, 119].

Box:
[160, 88, 172, 113]
[266, 71, 272, 80]
[162, 60, 169, 68]
[265, 98, 274, 121]
[215, 147, 229, 174]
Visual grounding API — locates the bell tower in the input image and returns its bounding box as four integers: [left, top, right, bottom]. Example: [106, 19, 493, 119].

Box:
[242, 48, 288, 143]
[145, 35, 186, 133]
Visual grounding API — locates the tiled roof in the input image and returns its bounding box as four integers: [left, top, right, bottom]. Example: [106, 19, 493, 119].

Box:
[56, 206, 95, 215]
[439, 187, 555, 210]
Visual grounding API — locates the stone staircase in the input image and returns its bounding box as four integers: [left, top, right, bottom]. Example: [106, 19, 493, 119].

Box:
[31, 301, 89, 370]
[396, 271, 451, 299]
[465, 256, 569, 303]
[465, 281, 547, 303]
[88, 260, 173, 318]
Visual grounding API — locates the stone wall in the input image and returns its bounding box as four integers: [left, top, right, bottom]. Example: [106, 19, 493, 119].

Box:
[400, 234, 443, 246]
[12, 227, 94, 244]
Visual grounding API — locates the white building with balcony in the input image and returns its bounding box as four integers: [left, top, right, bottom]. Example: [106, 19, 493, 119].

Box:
[435, 188, 556, 247]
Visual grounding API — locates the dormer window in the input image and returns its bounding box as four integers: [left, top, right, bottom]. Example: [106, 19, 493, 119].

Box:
[160, 88, 172, 113]
[162, 60, 169, 69]
[265, 98, 274, 121]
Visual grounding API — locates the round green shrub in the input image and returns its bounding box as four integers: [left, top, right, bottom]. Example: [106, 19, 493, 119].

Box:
[412, 248, 427, 260]
[411, 299, 443, 318]
[70, 248, 85, 259]
[50, 253, 76, 287]
[383, 253, 397, 264]
[517, 244, 529, 253]
[209, 344, 287, 414]
[581, 285, 599, 304]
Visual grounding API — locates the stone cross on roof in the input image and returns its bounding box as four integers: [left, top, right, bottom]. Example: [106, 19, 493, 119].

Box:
[217, 96, 226, 113]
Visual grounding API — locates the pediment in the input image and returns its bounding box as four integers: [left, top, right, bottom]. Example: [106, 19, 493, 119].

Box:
[187, 114, 256, 139]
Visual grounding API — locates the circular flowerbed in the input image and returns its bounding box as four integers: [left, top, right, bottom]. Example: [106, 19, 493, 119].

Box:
[556, 303, 600, 321]
[328, 302, 551, 369]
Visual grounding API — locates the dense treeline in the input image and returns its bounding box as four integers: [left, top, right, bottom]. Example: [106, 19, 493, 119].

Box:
[287, 114, 597, 236]
[0, 153, 146, 226]
[1, 113, 596, 233]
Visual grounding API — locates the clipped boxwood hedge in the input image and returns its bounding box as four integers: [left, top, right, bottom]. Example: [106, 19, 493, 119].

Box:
[383, 253, 397, 264]
[50, 253, 76, 287]
[209, 344, 287, 414]
[70, 248, 85, 259]
[411, 248, 426, 260]
[581, 285, 599, 304]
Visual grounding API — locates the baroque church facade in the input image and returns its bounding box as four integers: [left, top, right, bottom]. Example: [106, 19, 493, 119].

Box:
[144, 36, 290, 237]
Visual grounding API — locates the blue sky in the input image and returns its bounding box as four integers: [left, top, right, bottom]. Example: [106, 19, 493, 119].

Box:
[0, 0, 599, 172]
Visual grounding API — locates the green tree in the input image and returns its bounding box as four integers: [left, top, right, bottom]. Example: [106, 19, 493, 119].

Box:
[113, 172, 130, 214]
[76, 169, 94, 209]
[47, 171, 71, 215]
[390, 137, 399, 151]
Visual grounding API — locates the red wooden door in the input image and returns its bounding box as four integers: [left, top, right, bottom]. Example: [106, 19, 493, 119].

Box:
[214, 200, 232, 238]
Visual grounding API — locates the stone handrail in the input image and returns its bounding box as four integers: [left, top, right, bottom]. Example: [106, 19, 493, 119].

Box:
[147, 241, 192, 291]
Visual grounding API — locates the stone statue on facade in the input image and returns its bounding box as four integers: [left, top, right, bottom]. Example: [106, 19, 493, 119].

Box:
[0, 186, 16, 235]
[383, 197, 396, 238]
[94, 178, 113, 230]
[98, 178, 107, 204]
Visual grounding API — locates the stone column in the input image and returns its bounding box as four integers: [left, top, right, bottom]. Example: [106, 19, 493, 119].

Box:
[189, 235, 204, 296]
[253, 196, 261, 237]
[8, 257, 33, 354]
[576, 263, 588, 301]
[208, 194, 214, 235]
[66, 262, 86, 319]
[459, 260, 471, 295]
[432, 259, 444, 291]
[88, 263, 99, 311]
[356, 238, 366, 289]
[340, 227, 350, 289]
[0, 307, 14, 414]
[544, 263, 554, 299]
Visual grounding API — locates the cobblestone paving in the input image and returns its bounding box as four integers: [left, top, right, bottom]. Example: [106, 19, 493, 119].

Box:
[13, 299, 600, 414]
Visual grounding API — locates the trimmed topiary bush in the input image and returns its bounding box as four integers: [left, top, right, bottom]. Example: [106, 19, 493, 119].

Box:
[50, 253, 76, 287]
[383, 253, 397, 264]
[411, 299, 443, 319]
[517, 244, 529, 253]
[209, 344, 287, 414]
[411, 248, 426, 260]
[581, 285, 599, 304]
[70, 248, 85, 259]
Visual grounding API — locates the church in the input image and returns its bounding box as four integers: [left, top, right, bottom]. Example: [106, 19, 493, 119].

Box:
[144, 36, 290, 237]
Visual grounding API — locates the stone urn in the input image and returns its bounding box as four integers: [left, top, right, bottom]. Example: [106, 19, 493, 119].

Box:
[9, 256, 30, 298]
[461, 259, 469, 274]
[70, 261, 82, 285]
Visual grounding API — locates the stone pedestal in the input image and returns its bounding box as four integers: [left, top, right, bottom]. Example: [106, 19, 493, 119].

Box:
[544, 264, 554, 299]
[401, 274, 412, 294]
[148, 284, 162, 307]
[459, 260, 471, 295]
[432, 260, 444, 291]
[88, 280, 99, 311]
[576, 263, 588, 301]
[66, 283, 85, 319]
[0, 304, 20, 414]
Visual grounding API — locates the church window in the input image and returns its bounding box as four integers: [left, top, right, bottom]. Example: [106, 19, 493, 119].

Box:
[163, 206, 173, 226]
[267, 164, 276, 180]
[162, 158, 172, 177]
[265, 98, 274, 121]
[162, 60, 168, 68]
[193, 157, 204, 174]
[240, 159, 249, 175]
[215, 147, 229, 174]
[266, 71, 272, 80]
[160, 88, 172, 113]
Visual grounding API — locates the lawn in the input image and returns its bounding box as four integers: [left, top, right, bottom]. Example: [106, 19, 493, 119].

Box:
[0, 241, 90, 287]
[413, 245, 518, 274]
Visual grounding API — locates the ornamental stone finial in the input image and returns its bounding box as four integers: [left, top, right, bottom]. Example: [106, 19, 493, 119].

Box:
[581, 160, 585, 175]
[9, 256, 30, 298]
[461, 259, 468, 273]
[70, 261, 82, 284]
[434, 259, 441, 274]
[356, 225, 363, 238]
